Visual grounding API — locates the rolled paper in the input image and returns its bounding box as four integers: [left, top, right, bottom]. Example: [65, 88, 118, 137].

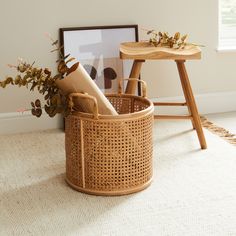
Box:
[56, 63, 118, 115]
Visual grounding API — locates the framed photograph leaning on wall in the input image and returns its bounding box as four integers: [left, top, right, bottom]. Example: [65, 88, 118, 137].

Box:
[59, 25, 138, 94]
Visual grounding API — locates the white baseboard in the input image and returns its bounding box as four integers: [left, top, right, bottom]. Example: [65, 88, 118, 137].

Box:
[0, 91, 235, 134]
[151, 91, 236, 115]
[0, 111, 63, 135]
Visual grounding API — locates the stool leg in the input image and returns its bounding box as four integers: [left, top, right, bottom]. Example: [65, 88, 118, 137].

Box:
[176, 60, 207, 149]
[125, 60, 145, 94]
[176, 62, 195, 129]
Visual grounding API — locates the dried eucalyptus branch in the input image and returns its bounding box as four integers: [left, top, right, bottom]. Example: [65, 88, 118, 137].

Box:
[0, 34, 80, 118]
[0, 60, 70, 117]
[45, 33, 79, 78]
[144, 29, 204, 49]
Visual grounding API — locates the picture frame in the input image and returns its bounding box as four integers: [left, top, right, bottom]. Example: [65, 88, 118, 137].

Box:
[59, 25, 139, 94]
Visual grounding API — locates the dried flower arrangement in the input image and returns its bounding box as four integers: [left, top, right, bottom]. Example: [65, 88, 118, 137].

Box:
[145, 29, 204, 49]
[0, 35, 79, 117]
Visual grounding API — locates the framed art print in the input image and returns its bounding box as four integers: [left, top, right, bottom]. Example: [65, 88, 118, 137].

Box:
[60, 25, 138, 93]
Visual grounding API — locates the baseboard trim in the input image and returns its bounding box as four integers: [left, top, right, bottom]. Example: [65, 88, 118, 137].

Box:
[151, 91, 236, 115]
[0, 111, 63, 135]
[0, 91, 235, 134]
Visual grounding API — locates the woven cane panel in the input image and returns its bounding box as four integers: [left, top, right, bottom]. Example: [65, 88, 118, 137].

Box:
[133, 99, 150, 112]
[65, 116, 82, 187]
[107, 96, 150, 115]
[82, 114, 153, 191]
[65, 95, 153, 194]
[108, 97, 132, 114]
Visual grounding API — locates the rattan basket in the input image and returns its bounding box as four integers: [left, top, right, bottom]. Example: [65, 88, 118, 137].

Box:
[65, 79, 154, 196]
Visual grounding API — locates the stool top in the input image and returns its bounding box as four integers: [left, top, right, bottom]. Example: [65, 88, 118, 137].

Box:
[120, 42, 201, 60]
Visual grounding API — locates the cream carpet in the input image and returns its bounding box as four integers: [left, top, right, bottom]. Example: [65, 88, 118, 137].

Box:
[1, 120, 236, 236]
[206, 112, 236, 135]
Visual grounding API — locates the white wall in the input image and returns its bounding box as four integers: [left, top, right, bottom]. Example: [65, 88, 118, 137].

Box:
[0, 0, 236, 132]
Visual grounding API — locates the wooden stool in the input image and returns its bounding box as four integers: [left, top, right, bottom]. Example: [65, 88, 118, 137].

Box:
[120, 42, 207, 149]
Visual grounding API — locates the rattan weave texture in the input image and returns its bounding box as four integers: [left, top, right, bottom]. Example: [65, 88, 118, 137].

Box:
[65, 94, 154, 195]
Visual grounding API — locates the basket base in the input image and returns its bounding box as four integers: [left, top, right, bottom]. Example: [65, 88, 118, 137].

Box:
[65, 178, 153, 196]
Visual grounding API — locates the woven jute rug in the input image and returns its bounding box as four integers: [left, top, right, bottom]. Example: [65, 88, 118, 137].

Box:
[1, 121, 236, 236]
[201, 116, 236, 146]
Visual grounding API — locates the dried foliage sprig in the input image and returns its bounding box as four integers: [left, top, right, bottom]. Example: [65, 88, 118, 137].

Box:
[144, 29, 204, 49]
[0, 35, 78, 118]
[45, 33, 79, 78]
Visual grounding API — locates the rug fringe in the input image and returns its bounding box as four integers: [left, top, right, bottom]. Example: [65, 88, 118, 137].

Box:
[200, 116, 236, 146]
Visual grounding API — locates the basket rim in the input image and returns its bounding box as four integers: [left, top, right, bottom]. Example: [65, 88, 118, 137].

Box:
[69, 93, 154, 121]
